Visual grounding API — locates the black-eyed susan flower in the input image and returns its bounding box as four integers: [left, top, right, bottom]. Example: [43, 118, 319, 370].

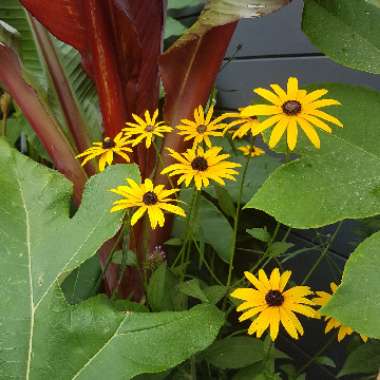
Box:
[313, 282, 367, 343]
[223, 108, 261, 139]
[76, 132, 133, 172]
[231, 268, 317, 341]
[176, 105, 227, 147]
[241, 77, 343, 151]
[110, 178, 186, 229]
[238, 145, 265, 158]
[123, 109, 173, 149]
[161, 146, 241, 190]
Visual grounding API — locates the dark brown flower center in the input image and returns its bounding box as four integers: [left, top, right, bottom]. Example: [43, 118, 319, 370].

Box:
[102, 137, 115, 149]
[143, 191, 158, 205]
[265, 290, 284, 307]
[145, 125, 154, 132]
[196, 124, 207, 134]
[282, 100, 302, 115]
[191, 156, 208, 171]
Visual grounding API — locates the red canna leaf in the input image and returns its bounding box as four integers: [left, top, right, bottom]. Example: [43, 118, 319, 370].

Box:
[20, 0, 164, 145]
[0, 44, 87, 204]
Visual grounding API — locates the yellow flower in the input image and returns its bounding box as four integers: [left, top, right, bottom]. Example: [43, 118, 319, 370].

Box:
[176, 105, 227, 147]
[76, 132, 133, 172]
[313, 282, 368, 343]
[123, 109, 173, 148]
[238, 145, 265, 158]
[110, 178, 186, 229]
[223, 108, 261, 139]
[161, 146, 241, 190]
[241, 77, 343, 151]
[231, 268, 317, 341]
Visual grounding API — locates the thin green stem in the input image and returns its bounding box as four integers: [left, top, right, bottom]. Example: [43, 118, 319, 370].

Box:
[152, 140, 175, 188]
[302, 221, 343, 285]
[190, 356, 197, 380]
[226, 155, 251, 288]
[1, 114, 6, 137]
[295, 333, 337, 376]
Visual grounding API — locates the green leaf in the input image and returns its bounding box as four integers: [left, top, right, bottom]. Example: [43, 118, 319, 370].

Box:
[315, 356, 336, 368]
[168, 0, 203, 10]
[164, 237, 183, 246]
[203, 285, 227, 304]
[247, 227, 271, 243]
[233, 361, 281, 380]
[165, 17, 187, 40]
[267, 242, 294, 258]
[0, 0, 46, 83]
[147, 263, 186, 311]
[178, 279, 209, 303]
[215, 185, 236, 218]
[302, 0, 380, 74]
[203, 336, 266, 369]
[61, 255, 101, 304]
[0, 139, 141, 378]
[322, 230, 380, 339]
[173, 190, 233, 262]
[246, 84, 380, 228]
[30, 287, 225, 379]
[111, 249, 138, 266]
[338, 341, 380, 377]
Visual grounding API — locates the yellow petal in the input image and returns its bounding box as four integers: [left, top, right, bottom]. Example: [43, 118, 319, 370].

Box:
[269, 118, 288, 148]
[244, 271, 267, 293]
[298, 118, 321, 149]
[307, 99, 341, 109]
[287, 77, 299, 99]
[286, 118, 298, 151]
[254, 88, 282, 106]
[269, 268, 281, 290]
[302, 89, 328, 104]
[131, 206, 147, 226]
[270, 84, 287, 101]
[301, 114, 332, 133]
[268, 307, 281, 341]
[258, 269, 271, 290]
[279, 271, 292, 291]
[242, 104, 282, 117]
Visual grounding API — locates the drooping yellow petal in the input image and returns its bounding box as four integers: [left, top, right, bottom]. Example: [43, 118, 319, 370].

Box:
[287, 118, 298, 151]
[268, 118, 288, 148]
[298, 118, 321, 149]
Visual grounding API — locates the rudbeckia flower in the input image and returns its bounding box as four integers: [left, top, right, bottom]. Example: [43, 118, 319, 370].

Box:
[313, 282, 367, 343]
[176, 105, 227, 147]
[161, 146, 241, 190]
[242, 77, 343, 151]
[76, 132, 133, 172]
[223, 108, 261, 139]
[123, 109, 173, 149]
[110, 178, 186, 229]
[231, 268, 317, 341]
[238, 145, 265, 158]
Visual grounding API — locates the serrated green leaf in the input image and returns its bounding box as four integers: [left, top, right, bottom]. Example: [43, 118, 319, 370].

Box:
[302, 0, 380, 74]
[338, 341, 380, 377]
[322, 230, 380, 339]
[246, 84, 380, 228]
[247, 227, 271, 243]
[0, 139, 141, 378]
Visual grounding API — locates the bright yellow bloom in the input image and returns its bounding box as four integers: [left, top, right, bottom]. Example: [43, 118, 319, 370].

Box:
[76, 132, 133, 172]
[176, 105, 227, 147]
[123, 109, 173, 149]
[231, 268, 317, 341]
[238, 145, 265, 158]
[110, 178, 186, 229]
[223, 108, 261, 139]
[313, 282, 368, 343]
[241, 77, 343, 151]
[161, 146, 241, 190]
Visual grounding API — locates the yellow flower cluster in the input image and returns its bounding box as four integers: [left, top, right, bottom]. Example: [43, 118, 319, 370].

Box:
[75, 77, 342, 229]
[231, 268, 366, 343]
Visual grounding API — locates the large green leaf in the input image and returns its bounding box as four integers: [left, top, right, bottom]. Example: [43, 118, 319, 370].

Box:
[246, 84, 380, 228]
[30, 287, 224, 379]
[302, 0, 380, 75]
[321, 231, 380, 339]
[0, 139, 140, 378]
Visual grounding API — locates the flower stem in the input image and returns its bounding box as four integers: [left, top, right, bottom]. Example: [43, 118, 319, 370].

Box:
[152, 140, 175, 188]
[301, 221, 343, 285]
[226, 155, 251, 289]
